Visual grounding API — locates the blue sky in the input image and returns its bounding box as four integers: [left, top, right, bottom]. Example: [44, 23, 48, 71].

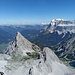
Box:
[0, 0, 75, 24]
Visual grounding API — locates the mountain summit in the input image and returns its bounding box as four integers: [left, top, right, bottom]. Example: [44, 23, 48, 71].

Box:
[5, 32, 40, 56]
[45, 19, 75, 33]
[33, 19, 75, 46]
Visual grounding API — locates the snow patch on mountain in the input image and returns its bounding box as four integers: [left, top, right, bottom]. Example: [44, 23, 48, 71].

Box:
[58, 24, 75, 26]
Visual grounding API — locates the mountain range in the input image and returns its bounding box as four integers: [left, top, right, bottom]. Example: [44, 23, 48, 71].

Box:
[33, 19, 75, 46]
[0, 19, 75, 68]
[0, 25, 46, 44]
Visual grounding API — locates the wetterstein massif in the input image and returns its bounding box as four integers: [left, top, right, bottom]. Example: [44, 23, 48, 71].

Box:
[33, 19, 75, 46]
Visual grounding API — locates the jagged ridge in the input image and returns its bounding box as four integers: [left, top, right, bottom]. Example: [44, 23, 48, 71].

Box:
[5, 32, 40, 56]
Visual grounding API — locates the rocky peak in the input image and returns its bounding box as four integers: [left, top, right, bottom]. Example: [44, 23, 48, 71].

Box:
[51, 18, 63, 26]
[15, 32, 32, 49]
[45, 19, 64, 33]
[43, 47, 59, 62]
[5, 32, 40, 57]
[44, 19, 75, 34]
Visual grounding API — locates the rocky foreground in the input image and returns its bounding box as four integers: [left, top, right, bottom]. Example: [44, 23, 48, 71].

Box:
[0, 32, 75, 75]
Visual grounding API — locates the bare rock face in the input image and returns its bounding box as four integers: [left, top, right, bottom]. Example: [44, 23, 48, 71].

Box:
[56, 36, 75, 59]
[3, 32, 75, 75]
[43, 47, 59, 62]
[45, 19, 75, 34]
[4, 47, 75, 75]
[5, 32, 40, 57]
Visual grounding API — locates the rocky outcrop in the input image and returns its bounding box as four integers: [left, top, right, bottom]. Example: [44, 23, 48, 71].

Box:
[4, 47, 75, 75]
[43, 47, 59, 62]
[5, 32, 40, 57]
